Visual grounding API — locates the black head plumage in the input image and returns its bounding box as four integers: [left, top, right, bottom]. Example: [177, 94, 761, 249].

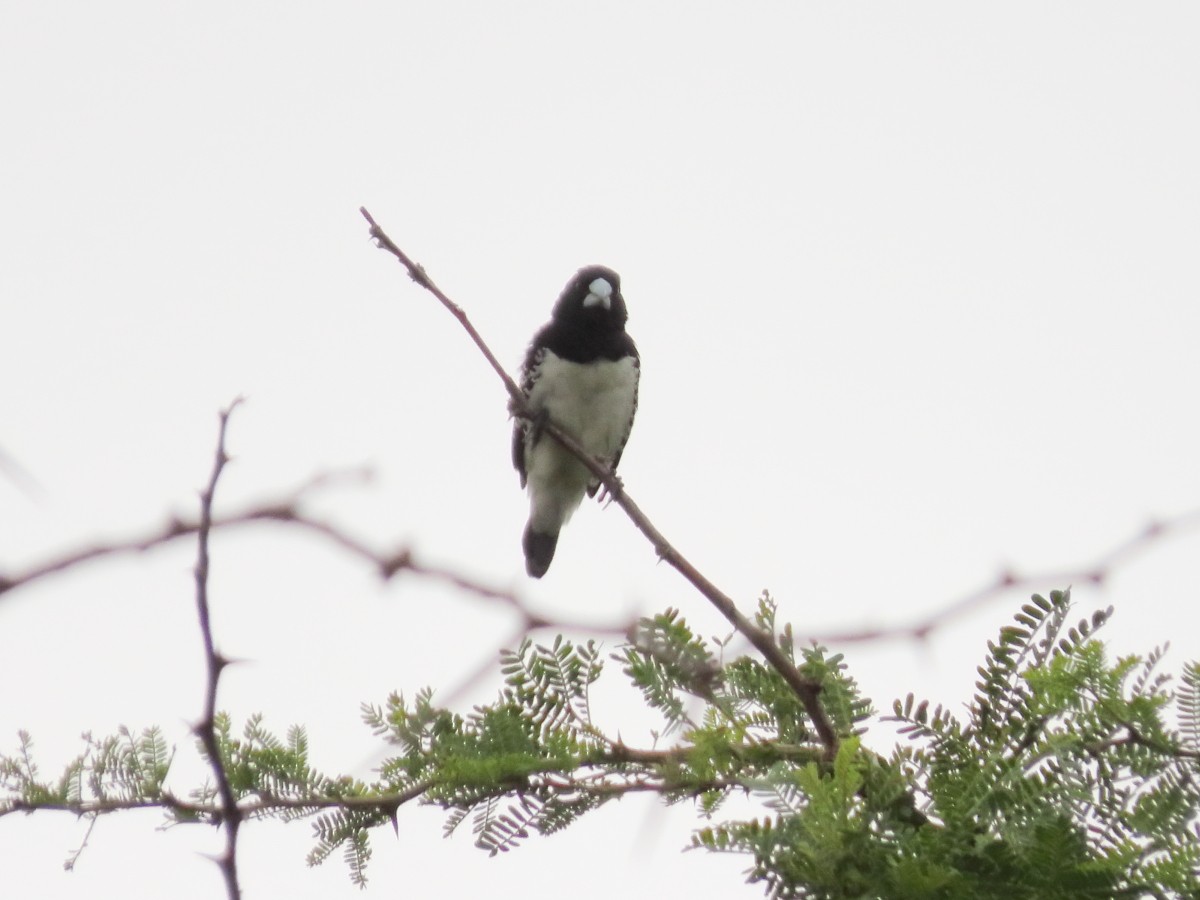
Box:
[541, 265, 633, 364]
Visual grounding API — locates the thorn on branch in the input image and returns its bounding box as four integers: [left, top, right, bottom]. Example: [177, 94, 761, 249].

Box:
[379, 550, 413, 579]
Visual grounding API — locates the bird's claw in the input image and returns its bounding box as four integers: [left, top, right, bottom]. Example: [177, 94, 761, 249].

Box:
[598, 472, 625, 505]
[527, 408, 550, 447]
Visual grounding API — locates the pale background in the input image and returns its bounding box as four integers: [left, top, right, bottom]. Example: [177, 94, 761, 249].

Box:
[2, 3, 1199, 898]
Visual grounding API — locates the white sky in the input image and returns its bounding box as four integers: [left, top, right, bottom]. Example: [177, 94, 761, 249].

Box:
[3, 3, 1199, 898]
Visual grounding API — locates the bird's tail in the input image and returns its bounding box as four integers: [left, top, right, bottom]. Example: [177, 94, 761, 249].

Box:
[523, 523, 559, 578]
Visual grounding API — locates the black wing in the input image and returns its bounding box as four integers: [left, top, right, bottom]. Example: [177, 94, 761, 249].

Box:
[512, 344, 546, 488]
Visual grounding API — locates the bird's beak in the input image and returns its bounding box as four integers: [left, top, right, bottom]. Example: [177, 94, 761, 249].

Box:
[583, 292, 611, 310]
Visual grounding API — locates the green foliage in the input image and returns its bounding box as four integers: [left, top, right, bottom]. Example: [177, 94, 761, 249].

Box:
[196, 714, 345, 815]
[621, 608, 720, 733]
[0, 725, 170, 813]
[878, 590, 1200, 900]
[362, 636, 609, 855]
[4, 590, 1200, 896]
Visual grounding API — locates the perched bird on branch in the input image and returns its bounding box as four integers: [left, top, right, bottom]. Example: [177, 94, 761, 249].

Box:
[513, 266, 640, 577]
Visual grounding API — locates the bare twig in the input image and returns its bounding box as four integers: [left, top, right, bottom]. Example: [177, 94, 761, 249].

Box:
[802, 508, 1200, 646]
[0, 477, 636, 712]
[193, 399, 244, 900]
[63, 815, 99, 872]
[0, 495, 631, 636]
[5, 485, 1197, 656]
[359, 207, 523, 405]
[0, 516, 199, 595]
[360, 207, 840, 754]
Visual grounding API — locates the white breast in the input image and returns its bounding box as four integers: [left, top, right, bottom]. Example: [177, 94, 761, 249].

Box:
[527, 352, 638, 460]
[522, 351, 638, 532]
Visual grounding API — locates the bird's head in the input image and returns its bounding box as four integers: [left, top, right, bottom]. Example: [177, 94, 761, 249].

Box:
[551, 265, 627, 331]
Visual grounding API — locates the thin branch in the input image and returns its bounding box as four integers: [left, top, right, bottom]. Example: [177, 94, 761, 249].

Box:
[591, 741, 821, 768]
[63, 815, 99, 872]
[0, 477, 636, 720]
[802, 508, 1200, 646]
[4, 735, 809, 821]
[192, 399, 243, 900]
[1, 754, 746, 822]
[0, 495, 630, 635]
[361, 207, 840, 753]
[0, 515, 199, 594]
[3, 794, 216, 820]
[1, 782, 431, 823]
[5, 477, 1197, 655]
[1121, 721, 1200, 762]
[359, 207, 523, 405]
[538, 774, 744, 800]
[0, 469, 369, 600]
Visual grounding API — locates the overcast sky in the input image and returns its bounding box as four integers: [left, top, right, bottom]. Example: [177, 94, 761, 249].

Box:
[3, 3, 1199, 898]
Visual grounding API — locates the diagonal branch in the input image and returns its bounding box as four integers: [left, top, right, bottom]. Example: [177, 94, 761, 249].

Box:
[802, 508, 1200, 646]
[359, 207, 839, 754]
[359, 207, 524, 406]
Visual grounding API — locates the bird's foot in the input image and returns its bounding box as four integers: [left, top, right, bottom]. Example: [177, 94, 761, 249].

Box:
[526, 408, 550, 447]
[598, 472, 625, 505]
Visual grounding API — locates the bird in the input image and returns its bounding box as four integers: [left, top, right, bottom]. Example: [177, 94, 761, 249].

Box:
[512, 265, 640, 578]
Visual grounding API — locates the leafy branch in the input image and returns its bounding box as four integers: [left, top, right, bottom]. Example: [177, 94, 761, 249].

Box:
[7, 589, 1200, 895]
